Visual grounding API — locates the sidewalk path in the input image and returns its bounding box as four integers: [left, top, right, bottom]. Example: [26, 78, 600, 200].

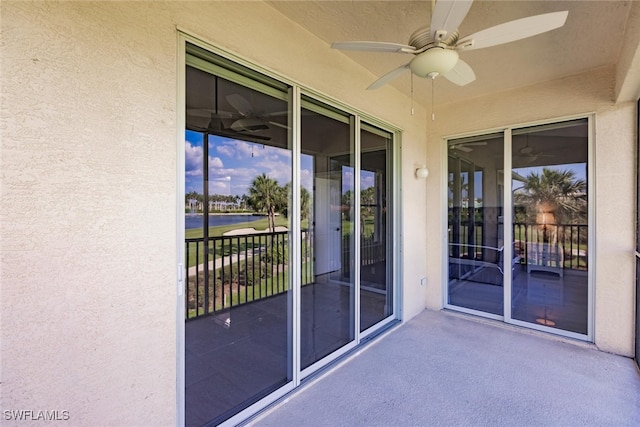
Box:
[187, 251, 254, 277]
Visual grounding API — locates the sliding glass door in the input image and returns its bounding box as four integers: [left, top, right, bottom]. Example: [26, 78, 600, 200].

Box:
[446, 119, 591, 339]
[184, 57, 293, 426]
[300, 97, 355, 370]
[636, 98, 640, 370]
[360, 124, 394, 331]
[181, 41, 397, 426]
[447, 133, 504, 316]
[511, 120, 589, 335]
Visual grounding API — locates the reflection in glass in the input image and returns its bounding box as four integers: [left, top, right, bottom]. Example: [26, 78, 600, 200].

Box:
[359, 125, 393, 331]
[447, 134, 504, 315]
[511, 119, 589, 334]
[184, 64, 292, 426]
[300, 97, 355, 369]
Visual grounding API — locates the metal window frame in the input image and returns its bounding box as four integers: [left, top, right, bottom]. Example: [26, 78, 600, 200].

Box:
[442, 114, 595, 342]
[176, 30, 402, 427]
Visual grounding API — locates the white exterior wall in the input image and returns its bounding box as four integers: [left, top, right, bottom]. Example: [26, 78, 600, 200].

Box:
[0, 1, 428, 425]
[426, 66, 636, 357]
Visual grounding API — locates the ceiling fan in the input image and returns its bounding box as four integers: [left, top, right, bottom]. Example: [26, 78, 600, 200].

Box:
[517, 136, 554, 163]
[186, 108, 273, 142]
[187, 93, 288, 137]
[450, 141, 487, 152]
[331, 0, 568, 90]
[225, 94, 288, 133]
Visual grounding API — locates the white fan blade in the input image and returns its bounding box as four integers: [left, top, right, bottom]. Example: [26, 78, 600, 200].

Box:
[456, 11, 568, 51]
[231, 117, 268, 132]
[267, 121, 289, 130]
[430, 0, 474, 41]
[331, 41, 416, 54]
[452, 145, 473, 152]
[187, 108, 235, 119]
[367, 63, 411, 90]
[226, 94, 253, 116]
[443, 59, 476, 86]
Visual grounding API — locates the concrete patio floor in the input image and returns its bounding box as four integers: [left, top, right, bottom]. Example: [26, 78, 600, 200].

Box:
[250, 309, 640, 427]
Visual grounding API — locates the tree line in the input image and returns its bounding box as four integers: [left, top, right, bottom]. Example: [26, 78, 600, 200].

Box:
[186, 174, 310, 232]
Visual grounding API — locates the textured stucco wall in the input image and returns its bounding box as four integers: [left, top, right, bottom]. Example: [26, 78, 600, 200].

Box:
[426, 66, 636, 357]
[0, 1, 428, 425]
[593, 103, 637, 355]
[1, 2, 178, 426]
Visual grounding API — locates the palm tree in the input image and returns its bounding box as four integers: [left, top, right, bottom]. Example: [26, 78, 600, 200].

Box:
[514, 167, 586, 243]
[240, 194, 249, 210]
[278, 183, 310, 221]
[300, 186, 311, 221]
[247, 173, 283, 232]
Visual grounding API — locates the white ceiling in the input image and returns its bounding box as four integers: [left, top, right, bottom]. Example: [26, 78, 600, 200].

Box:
[267, 1, 635, 108]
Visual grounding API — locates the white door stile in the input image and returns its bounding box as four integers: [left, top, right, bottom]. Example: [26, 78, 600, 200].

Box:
[503, 128, 513, 323]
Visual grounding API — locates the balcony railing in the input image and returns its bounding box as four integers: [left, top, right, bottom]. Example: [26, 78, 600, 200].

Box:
[185, 230, 388, 320]
[513, 222, 588, 271]
[449, 222, 588, 271]
[185, 230, 312, 320]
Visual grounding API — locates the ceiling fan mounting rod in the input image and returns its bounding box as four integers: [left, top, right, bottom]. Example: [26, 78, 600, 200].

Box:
[409, 26, 459, 50]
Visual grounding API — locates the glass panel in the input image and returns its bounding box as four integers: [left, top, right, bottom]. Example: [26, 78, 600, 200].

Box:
[300, 96, 355, 370]
[360, 125, 393, 331]
[447, 134, 504, 315]
[511, 119, 589, 335]
[636, 99, 640, 369]
[184, 65, 292, 426]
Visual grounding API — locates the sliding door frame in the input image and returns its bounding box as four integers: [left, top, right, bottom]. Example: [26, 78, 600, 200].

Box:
[635, 98, 639, 370]
[442, 114, 595, 342]
[177, 31, 402, 427]
[442, 129, 506, 322]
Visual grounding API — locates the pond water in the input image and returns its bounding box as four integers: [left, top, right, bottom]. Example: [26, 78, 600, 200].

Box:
[185, 214, 265, 229]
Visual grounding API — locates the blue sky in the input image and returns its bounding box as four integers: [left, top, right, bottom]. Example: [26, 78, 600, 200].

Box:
[185, 130, 376, 196]
[449, 162, 587, 202]
[512, 163, 587, 193]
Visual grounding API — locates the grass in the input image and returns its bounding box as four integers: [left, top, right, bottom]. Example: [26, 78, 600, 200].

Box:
[185, 216, 297, 268]
[184, 213, 366, 318]
[186, 216, 290, 239]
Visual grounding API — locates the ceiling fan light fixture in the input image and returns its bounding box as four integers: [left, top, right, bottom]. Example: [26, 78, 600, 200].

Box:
[409, 48, 459, 78]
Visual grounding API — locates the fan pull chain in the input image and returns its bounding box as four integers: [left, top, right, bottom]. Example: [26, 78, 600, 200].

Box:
[431, 76, 435, 121]
[410, 73, 415, 116]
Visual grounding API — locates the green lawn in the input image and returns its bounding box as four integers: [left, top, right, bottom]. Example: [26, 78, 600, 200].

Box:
[186, 216, 290, 239]
[185, 216, 295, 268]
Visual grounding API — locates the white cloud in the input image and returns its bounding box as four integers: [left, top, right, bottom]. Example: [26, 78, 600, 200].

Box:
[186, 140, 225, 178]
[185, 140, 203, 177]
[258, 157, 292, 184]
[361, 173, 375, 190]
[214, 139, 266, 159]
[214, 139, 293, 161]
[301, 168, 313, 192]
[215, 143, 236, 158]
[236, 140, 259, 158]
[209, 179, 231, 195]
[209, 156, 224, 168]
[206, 167, 260, 196]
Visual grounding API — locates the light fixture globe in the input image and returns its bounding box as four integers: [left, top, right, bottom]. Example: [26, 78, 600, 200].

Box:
[409, 48, 459, 78]
[415, 166, 429, 179]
